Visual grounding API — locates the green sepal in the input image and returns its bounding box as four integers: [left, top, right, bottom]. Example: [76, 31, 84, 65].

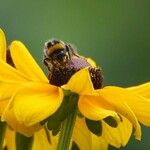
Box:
[85, 119, 102, 136]
[52, 90, 78, 122]
[47, 119, 60, 130]
[0, 121, 6, 149]
[16, 132, 33, 150]
[46, 90, 78, 134]
[52, 124, 61, 136]
[47, 118, 61, 136]
[103, 116, 118, 128]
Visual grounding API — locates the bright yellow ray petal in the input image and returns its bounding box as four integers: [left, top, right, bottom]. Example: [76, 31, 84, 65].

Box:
[0, 29, 6, 61]
[0, 99, 9, 116]
[5, 128, 16, 150]
[102, 116, 132, 148]
[78, 95, 120, 121]
[91, 134, 108, 150]
[4, 82, 63, 126]
[5, 128, 57, 150]
[0, 59, 29, 82]
[125, 88, 150, 126]
[0, 83, 21, 101]
[2, 108, 41, 137]
[63, 68, 96, 95]
[0, 83, 25, 116]
[32, 128, 57, 150]
[105, 86, 150, 126]
[10, 41, 48, 82]
[86, 58, 97, 67]
[98, 87, 141, 140]
[72, 118, 92, 150]
[127, 82, 150, 99]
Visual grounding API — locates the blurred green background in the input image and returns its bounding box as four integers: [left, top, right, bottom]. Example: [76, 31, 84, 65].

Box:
[0, 0, 150, 149]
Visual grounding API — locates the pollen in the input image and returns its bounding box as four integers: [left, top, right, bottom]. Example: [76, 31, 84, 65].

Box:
[49, 56, 103, 89]
[89, 67, 103, 89]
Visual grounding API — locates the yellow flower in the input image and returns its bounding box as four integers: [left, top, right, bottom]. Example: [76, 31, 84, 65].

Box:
[0, 28, 150, 149]
[0, 29, 106, 150]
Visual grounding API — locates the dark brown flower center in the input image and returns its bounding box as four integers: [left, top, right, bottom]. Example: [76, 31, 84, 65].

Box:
[48, 57, 103, 89]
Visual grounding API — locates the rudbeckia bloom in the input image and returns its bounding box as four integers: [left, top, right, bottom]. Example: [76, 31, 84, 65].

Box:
[0, 28, 150, 150]
[0, 29, 106, 150]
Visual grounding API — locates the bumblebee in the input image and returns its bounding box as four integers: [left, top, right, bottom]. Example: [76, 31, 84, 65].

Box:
[43, 39, 103, 89]
[43, 39, 79, 70]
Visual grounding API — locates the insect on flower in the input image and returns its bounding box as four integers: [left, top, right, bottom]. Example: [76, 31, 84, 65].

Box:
[0, 29, 150, 150]
[43, 39, 103, 89]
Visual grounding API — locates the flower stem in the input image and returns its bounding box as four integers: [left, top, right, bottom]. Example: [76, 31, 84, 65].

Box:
[57, 108, 77, 150]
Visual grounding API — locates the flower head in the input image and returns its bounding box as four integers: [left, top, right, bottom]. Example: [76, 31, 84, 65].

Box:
[0, 28, 150, 149]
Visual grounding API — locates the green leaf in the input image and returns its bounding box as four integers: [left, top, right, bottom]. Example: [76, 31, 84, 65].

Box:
[103, 116, 118, 128]
[0, 121, 6, 149]
[16, 132, 33, 150]
[85, 119, 102, 136]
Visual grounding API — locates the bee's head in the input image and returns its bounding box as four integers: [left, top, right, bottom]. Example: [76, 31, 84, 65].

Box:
[43, 39, 75, 66]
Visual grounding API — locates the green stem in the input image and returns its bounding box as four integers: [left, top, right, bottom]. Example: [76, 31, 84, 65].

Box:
[57, 108, 77, 150]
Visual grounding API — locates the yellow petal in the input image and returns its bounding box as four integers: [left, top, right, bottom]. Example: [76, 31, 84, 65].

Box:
[102, 116, 132, 148]
[127, 82, 150, 99]
[72, 118, 92, 150]
[63, 68, 95, 95]
[0, 82, 21, 101]
[126, 89, 150, 126]
[5, 128, 57, 150]
[86, 58, 97, 67]
[5, 128, 16, 150]
[98, 86, 141, 140]
[10, 41, 48, 82]
[0, 99, 9, 116]
[0, 28, 6, 61]
[2, 108, 41, 137]
[3, 82, 63, 126]
[0, 83, 24, 116]
[106, 86, 150, 126]
[32, 128, 57, 150]
[91, 134, 108, 150]
[0, 59, 28, 82]
[78, 95, 120, 121]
